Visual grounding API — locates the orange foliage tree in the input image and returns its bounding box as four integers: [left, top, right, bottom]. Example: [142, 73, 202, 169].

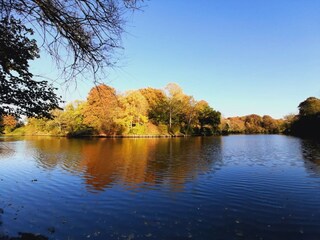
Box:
[1, 115, 17, 133]
[82, 84, 120, 134]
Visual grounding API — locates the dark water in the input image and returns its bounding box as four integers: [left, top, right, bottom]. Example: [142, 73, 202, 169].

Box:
[0, 135, 320, 240]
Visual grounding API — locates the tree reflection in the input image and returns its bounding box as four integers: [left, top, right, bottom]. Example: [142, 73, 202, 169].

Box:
[144, 137, 223, 191]
[79, 137, 223, 192]
[0, 137, 22, 158]
[27, 137, 87, 174]
[301, 139, 320, 177]
[80, 138, 155, 191]
[29, 137, 223, 192]
[0, 232, 48, 240]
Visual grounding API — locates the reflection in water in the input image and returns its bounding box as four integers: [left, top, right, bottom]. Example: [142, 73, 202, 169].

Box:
[29, 137, 223, 192]
[27, 137, 84, 172]
[0, 138, 17, 158]
[79, 138, 155, 191]
[301, 139, 320, 177]
[2, 135, 320, 240]
[0, 232, 49, 240]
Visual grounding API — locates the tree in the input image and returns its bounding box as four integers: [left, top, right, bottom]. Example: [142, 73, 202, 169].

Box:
[244, 114, 263, 133]
[262, 115, 281, 133]
[1, 114, 17, 133]
[0, 17, 61, 118]
[223, 117, 246, 133]
[164, 83, 186, 132]
[83, 84, 119, 134]
[48, 101, 90, 136]
[196, 100, 221, 135]
[181, 96, 198, 135]
[119, 90, 149, 133]
[140, 87, 167, 125]
[298, 97, 320, 116]
[288, 97, 320, 138]
[0, 0, 142, 80]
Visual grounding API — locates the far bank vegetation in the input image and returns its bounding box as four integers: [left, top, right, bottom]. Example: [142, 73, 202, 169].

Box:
[1, 85, 318, 139]
[1, 83, 221, 137]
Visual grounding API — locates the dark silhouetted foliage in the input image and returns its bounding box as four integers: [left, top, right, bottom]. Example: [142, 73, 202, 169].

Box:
[0, 17, 61, 118]
[288, 97, 320, 139]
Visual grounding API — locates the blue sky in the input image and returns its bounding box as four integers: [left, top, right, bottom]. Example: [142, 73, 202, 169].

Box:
[31, 0, 320, 118]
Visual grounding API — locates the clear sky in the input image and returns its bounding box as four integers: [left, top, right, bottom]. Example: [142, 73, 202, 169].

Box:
[30, 0, 320, 119]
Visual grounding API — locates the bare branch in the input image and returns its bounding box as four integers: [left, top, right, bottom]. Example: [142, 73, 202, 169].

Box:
[0, 0, 143, 82]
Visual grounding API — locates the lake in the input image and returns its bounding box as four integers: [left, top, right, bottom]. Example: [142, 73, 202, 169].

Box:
[0, 135, 320, 240]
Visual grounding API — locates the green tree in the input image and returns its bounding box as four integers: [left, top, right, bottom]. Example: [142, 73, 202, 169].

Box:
[25, 117, 50, 134]
[288, 97, 320, 138]
[0, 17, 61, 118]
[49, 101, 89, 136]
[196, 101, 221, 135]
[140, 87, 167, 125]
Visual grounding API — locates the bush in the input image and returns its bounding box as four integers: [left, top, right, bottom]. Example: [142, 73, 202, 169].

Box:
[130, 124, 146, 135]
[157, 124, 168, 135]
[171, 124, 181, 135]
[145, 122, 160, 135]
[8, 127, 26, 135]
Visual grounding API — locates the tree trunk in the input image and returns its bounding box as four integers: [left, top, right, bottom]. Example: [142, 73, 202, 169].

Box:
[169, 110, 172, 132]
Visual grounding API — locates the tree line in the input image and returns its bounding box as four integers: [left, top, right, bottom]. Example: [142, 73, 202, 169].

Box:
[0, 83, 221, 137]
[1, 94, 319, 139]
[219, 96, 320, 138]
[220, 114, 285, 134]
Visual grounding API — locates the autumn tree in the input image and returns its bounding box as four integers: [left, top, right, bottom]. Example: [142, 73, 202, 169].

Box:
[0, 17, 61, 118]
[223, 117, 246, 133]
[140, 87, 167, 125]
[1, 114, 17, 133]
[196, 100, 221, 135]
[119, 90, 149, 134]
[298, 97, 320, 116]
[181, 96, 198, 135]
[262, 115, 281, 133]
[163, 83, 186, 133]
[83, 84, 119, 134]
[222, 115, 283, 134]
[244, 114, 264, 133]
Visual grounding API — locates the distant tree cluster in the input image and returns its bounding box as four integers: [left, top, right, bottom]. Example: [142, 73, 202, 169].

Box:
[220, 114, 285, 134]
[5, 83, 221, 137]
[287, 97, 320, 139]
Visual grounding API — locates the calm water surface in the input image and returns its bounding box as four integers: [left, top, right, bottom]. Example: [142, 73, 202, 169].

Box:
[0, 135, 320, 239]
